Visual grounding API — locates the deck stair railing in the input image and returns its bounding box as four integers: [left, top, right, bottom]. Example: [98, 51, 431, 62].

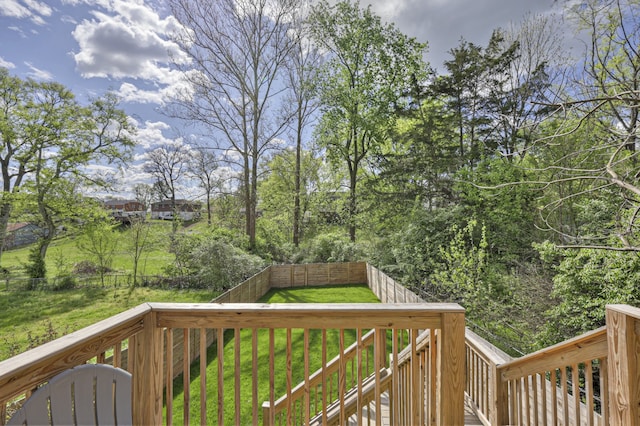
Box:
[462, 305, 640, 426]
[263, 329, 379, 424]
[269, 327, 438, 425]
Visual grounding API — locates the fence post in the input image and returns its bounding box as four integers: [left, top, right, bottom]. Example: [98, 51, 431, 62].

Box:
[606, 304, 640, 426]
[438, 310, 465, 426]
[132, 310, 164, 425]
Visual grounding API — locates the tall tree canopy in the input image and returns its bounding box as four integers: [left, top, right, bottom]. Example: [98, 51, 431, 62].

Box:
[0, 69, 134, 263]
[534, 0, 640, 250]
[308, 0, 428, 241]
[168, 0, 300, 249]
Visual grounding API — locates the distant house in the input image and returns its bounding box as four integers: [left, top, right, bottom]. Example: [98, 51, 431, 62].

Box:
[150, 199, 201, 221]
[3, 223, 45, 249]
[103, 199, 146, 223]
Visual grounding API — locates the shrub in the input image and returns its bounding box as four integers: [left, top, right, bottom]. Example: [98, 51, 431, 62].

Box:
[24, 245, 46, 290]
[52, 275, 76, 291]
[300, 232, 365, 263]
[166, 235, 266, 290]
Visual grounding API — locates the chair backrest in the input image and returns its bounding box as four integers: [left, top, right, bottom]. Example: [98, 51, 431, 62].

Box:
[8, 363, 132, 426]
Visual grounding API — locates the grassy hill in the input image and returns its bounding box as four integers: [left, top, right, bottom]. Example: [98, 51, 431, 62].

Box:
[0, 219, 222, 361]
[0, 286, 218, 361]
[1, 219, 184, 278]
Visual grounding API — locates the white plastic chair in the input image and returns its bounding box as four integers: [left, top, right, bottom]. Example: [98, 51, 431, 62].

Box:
[8, 363, 132, 426]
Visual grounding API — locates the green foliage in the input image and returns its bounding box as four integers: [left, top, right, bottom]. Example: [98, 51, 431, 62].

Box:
[51, 275, 76, 291]
[300, 231, 364, 263]
[429, 219, 507, 321]
[368, 205, 463, 286]
[455, 158, 538, 263]
[536, 242, 640, 346]
[167, 232, 266, 290]
[76, 220, 119, 286]
[25, 245, 46, 287]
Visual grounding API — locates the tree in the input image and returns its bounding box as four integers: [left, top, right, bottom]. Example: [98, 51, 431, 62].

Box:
[0, 71, 134, 263]
[144, 143, 190, 232]
[76, 220, 119, 286]
[369, 98, 459, 220]
[188, 144, 220, 226]
[485, 13, 564, 162]
[435, 38, 488, 169]
[30, 92, 134, 259]
[532, 0, 640, 250]
[285, 3, 321, 246]
[258, 148, 321, 247]
[536, 241, 640, 345]
[168, 0, 299, 249]
[127, 219, 155, 288]
[308, 0, 428, 241]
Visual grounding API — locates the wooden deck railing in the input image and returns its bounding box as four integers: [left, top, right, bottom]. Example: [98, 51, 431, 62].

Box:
[461, 305, 640, 426]
[497, 326, 608, 425]
[465, 329, 513, 425]
[0, 302, 466, 426]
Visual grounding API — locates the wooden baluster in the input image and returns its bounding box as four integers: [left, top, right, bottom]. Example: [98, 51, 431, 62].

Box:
[252, 329, 258, 425]
[217, 328, 224, 425]
[183, 328, 190, 426]
[200, 328, 207, 426]
[166, 329, 173, 426]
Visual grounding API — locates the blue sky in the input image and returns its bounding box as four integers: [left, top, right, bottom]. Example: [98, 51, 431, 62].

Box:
[0, 0, 560, 199]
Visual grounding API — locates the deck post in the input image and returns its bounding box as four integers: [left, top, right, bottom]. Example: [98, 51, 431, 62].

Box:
[438, 310, 466, 426]
[132, 310, 164, 425]
[262, 402, 272, 426]
[606, 305, 640, 426]
[491, 361, 509, 426]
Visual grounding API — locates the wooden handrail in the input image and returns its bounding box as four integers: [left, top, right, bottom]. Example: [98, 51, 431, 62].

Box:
[497, 326, 607, 381]
[0, 304, 149, 403]
[151, 302, 461, 329]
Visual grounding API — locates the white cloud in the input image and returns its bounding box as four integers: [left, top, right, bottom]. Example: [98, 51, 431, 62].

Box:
[61, 14, 77, 25]
[116, 69, 192, 105]
[130, 119, 182, 150]
[0, 0, 52, 25]
[24, 61, 53, 80]
[0, 57, 16, 68]
[69, 0, 192, 106]
[22, 0, 51, 17]
[0, 0, 31, 19]
[71, 1, 188, 78]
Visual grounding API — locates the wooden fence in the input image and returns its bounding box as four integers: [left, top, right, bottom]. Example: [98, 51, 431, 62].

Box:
[366, 264, 423, 303]
[268, 262, 367, 288]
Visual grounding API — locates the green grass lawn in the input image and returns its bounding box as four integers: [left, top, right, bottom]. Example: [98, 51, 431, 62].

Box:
[0, 286, 219, 361]
[1, 220, 179, 278]
[171, 284, 380, 425]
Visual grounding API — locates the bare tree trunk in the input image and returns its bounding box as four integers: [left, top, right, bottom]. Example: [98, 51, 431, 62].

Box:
[0, 202, 12, 264]
[293, 123, 302, 246]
